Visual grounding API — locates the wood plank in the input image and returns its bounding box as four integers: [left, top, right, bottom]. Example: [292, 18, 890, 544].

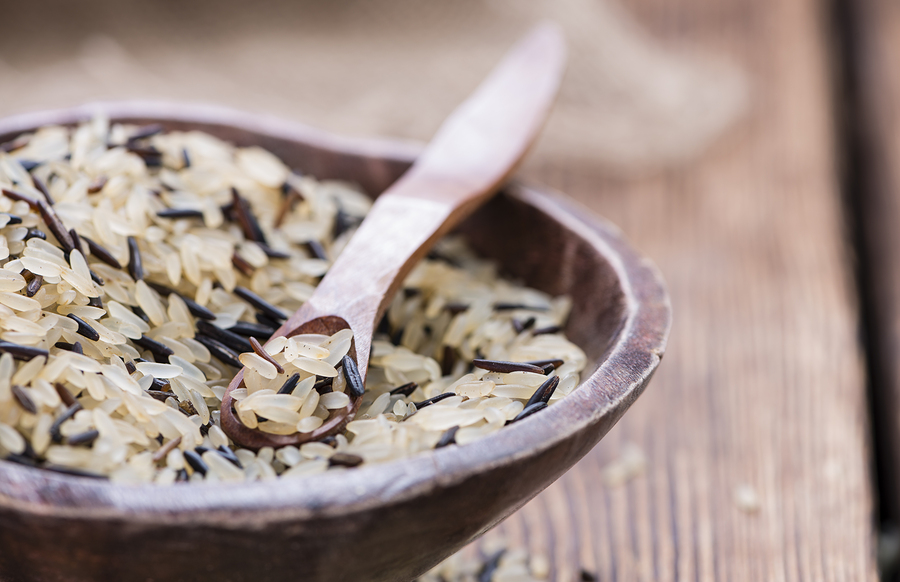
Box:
[844, 0, 900, 527]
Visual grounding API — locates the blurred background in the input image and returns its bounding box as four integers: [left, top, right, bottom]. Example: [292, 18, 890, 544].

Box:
[0, 0, 747, 174]
[5, 0, 894, 580]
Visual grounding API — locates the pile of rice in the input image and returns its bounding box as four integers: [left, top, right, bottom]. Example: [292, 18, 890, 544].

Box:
[0, 117, 586, 483]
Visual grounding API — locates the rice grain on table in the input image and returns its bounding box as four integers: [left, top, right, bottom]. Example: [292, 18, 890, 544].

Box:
[0, 119, 587, 482]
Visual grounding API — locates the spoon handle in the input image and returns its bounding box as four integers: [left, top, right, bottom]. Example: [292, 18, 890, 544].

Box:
[292, 24, 567, 371]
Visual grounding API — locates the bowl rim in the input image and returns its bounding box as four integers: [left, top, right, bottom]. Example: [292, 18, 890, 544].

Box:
[0, 101, 671, 524]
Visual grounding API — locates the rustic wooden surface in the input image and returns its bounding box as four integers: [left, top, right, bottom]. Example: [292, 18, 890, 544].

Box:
[493, 0, 879, 579]
[845, 0, 900, 530]
[0, 0, 881, 579]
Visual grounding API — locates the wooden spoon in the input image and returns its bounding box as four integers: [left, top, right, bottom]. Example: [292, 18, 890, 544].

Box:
[220, 24, 566, 450]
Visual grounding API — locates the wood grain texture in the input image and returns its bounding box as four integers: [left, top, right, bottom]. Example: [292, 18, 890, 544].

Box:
[459, 0, 878, 579]
[844, 0, 900, 523]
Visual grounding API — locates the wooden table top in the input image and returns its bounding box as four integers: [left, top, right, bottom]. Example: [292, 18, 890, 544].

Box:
[0, 0, 886, 579]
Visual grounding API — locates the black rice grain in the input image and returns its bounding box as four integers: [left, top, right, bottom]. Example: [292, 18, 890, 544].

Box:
[217, 445, 242, 468]
[147, 282, 216, 320]
[54, 383, 76, 407]
[525, 375, 560, 408]
[67, 429, 99, 447]
[126, 236, 143, 280]
[249, 336, 284, 374]
[413, 392, 454, 409]
[441, 345, 456, 376]
[193, 334, 242, 368]
[340, 355, 365, 398]
[80, 235, 122, 269]
[435, 425, 459, 448]
[329, 452, 363, 468]
[472, 359, 544, 374]
[183, 450, 208, 475]
[67, 313, 100, 341]
[11, 385, 37, 414]
[478, 550, 505, 582]
[227, 320, 276, 340]
[133, 334, 175, 358]
[156, 208, 204, 219]
[196, 320, 253, 354]
[277, 373, 301, 395]
[31, 176, 54, 206]
[0, 341, 49, 360]
[509, 401, 548, 424]
[24, 228, 45, 241]
[389, 382, 418, 397]
[314, 377, 334, 394]
[25, 273, 42, 297]
[532, 325, 562, 336]
[50, 402, 82, 443]
[233, 286, 288, 321]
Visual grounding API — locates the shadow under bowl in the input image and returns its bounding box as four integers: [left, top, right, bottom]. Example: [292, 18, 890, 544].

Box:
[0, 102, 671, 582]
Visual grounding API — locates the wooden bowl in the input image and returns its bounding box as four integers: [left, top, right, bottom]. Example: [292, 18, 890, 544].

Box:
[0, 102, 671, 582]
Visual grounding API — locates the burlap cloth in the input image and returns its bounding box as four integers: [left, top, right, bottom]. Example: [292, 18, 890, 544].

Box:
[0, 0, 746, 174]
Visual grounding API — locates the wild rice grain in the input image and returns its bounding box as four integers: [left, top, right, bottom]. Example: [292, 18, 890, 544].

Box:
[328, 452, 363, 468]
[340, 355, 365, 398]
[477, 550, 505, 582]
[435, 426, 459, 448]
[25, 274, 42, 297]
[127, 236, 143, 281]
[24, 228, 45, 241]
[233, 286, 288, 322]
[472, 359, 544, 374]
[414, 393, 454, 409]
[36, 200, 74, 253]
[53, 383, 76, 407]
[196, 320, 253, 354]
[231, 252, 254, 277]
[11, 385, 37, 414]
[87, 176, 107, 194]
[231, 188, 267, 244]
[66, 314, 101, 342]
[80, 235, 122, 269]
[510, 401, 548, 424]
[193, 335, 242, 368]
[31, 176, 54, 206]
[66, 429, 100, 447]
[525, 376, 560, 408]
[151, 435, 183, 463]
[249, 337, 284, 374]
[389, 382, 419, 397]
[157, 208, 204, 220]
[146, 282, 215, 321]
[277, 373, 301, 395]
[128, 123, 163, 141]
[0, 341, 48, 360]
[228, 321, 276, 340]
[133, 335, 175, 358]
[532, 325, 562, 336]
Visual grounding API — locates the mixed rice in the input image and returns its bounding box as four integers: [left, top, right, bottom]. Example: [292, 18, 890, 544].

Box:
[0, 118, 586, 483]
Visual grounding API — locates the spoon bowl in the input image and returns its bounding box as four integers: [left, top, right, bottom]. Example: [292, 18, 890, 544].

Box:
[219, 315, 363, 449]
